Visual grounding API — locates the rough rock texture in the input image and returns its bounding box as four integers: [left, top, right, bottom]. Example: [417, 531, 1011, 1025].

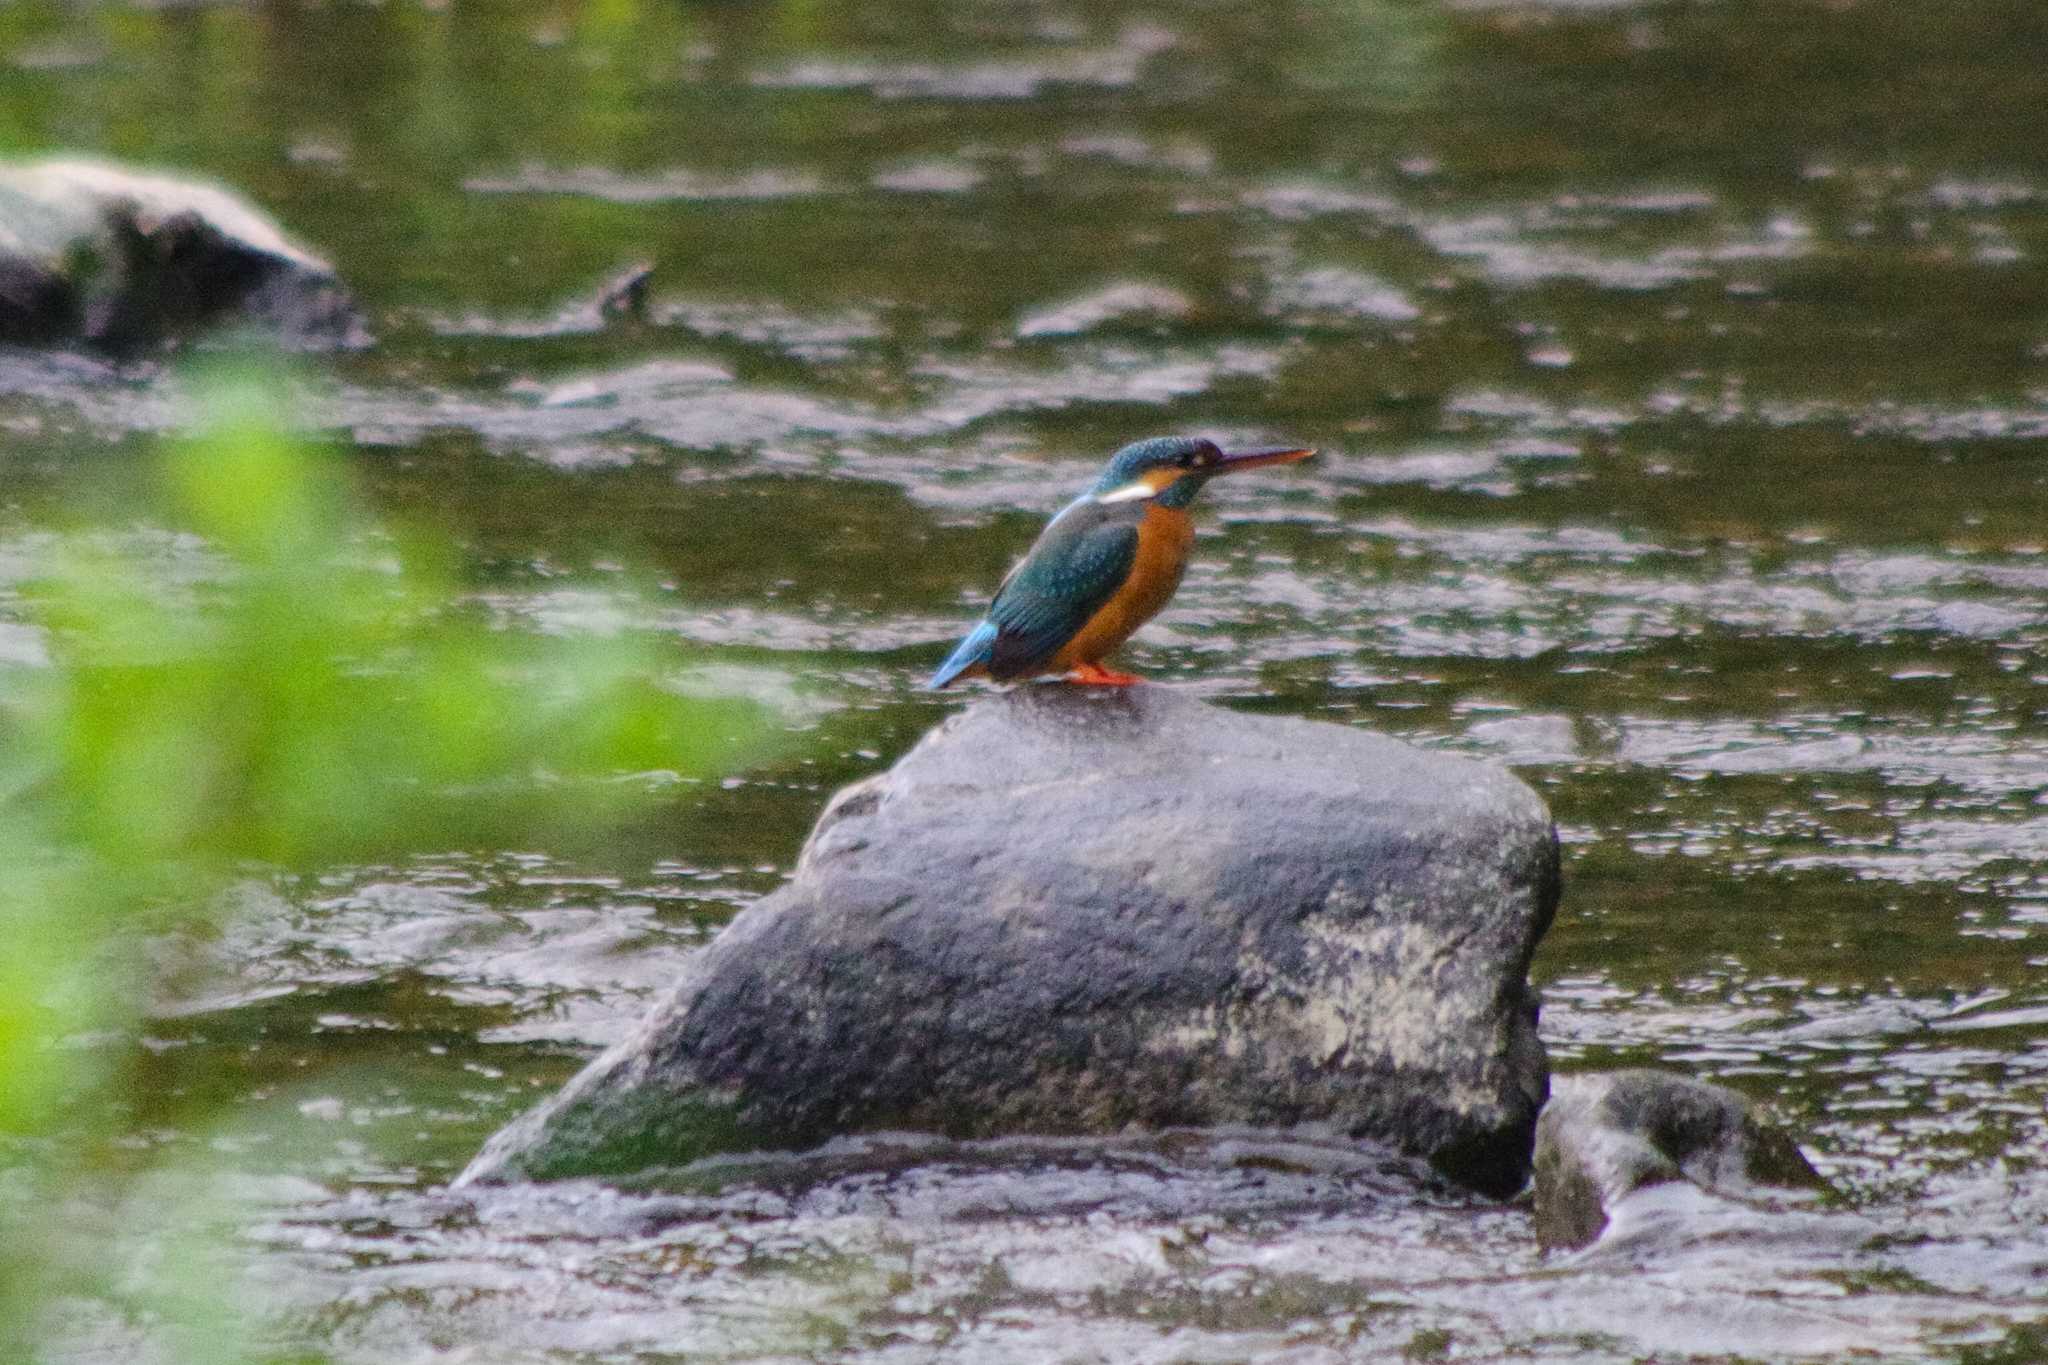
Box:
[1533, 1069, 1830, 1251]
[0, 158, 366, 353]
[460, 685, 1560, 1196]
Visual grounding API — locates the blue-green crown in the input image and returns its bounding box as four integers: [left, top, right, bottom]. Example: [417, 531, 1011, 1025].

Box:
[1092, 436, 1221, 506]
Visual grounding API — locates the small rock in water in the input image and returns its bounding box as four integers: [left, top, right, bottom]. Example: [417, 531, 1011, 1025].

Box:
[595, 260, 654, 327]
[0, 156, 367, 354]
[461, 684, 1559, 1197]
[1532, 1069, 1829, 1252]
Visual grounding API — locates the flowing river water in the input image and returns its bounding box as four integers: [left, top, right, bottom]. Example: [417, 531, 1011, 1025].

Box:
[3, 0, 2047, 1359]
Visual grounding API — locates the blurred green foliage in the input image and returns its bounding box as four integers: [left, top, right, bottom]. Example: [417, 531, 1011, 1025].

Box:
[0, 376, 771, 1361]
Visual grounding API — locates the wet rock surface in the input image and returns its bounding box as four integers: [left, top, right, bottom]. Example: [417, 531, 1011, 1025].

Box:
[462, 684, 1559, 1195]
[1534, 1068, 1830, 1252]
[9, 1, 2048, 1359]
[0, 158, 365, 353]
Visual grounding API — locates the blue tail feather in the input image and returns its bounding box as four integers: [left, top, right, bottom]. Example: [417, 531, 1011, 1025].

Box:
[928, 620, 998, 689]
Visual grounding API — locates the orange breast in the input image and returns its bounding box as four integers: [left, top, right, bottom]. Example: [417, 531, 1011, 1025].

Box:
[1049, 504, 1194, 671]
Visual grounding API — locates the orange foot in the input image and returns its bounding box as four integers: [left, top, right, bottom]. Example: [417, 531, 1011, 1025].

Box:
[1066, 661, 1143, 686]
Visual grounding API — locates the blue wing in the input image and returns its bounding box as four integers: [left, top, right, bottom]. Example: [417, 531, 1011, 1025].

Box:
[984, 503, 1139, 680]
[929, 498, 1141, 688]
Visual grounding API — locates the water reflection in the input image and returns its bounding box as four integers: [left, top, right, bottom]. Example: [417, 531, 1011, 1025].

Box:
[4, 0, 2048, 1357]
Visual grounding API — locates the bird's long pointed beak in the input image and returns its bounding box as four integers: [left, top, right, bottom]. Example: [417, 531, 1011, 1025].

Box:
[1213, 445, 1315, 474]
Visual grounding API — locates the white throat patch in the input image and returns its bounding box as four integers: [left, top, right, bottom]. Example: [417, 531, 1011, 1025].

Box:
[1094, 480, 1157, 505]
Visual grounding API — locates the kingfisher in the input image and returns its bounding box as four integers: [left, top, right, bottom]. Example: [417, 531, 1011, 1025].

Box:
[928, 435, 1314, 688]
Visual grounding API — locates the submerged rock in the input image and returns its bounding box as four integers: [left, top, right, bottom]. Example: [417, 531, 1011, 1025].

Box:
[0, 157, 366, 353]
[460, 684, 1559, 1196]
[1533, 1069, 1830, 1252]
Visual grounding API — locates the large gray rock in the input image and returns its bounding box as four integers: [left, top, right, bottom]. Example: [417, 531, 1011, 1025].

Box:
[460, 685, 1560, 1196]
[0, 158, 366, 353]
[1533, 1070, 1830, 1251]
